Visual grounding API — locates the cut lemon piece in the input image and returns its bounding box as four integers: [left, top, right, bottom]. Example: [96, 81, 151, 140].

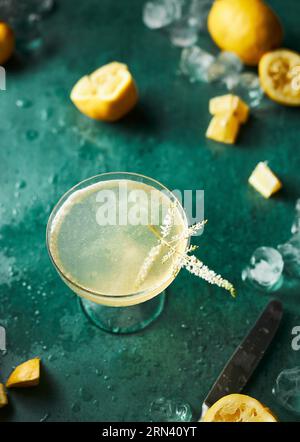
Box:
[209, 94, 249, 124]
[259, 49, 300, 106]
[203, 394, 277, 422]
[6, 358, 40, 388]
[70, 62, 138, 121]
[0, 383, 8, 408]
[206, 114, 240, 144]
[248, 162, 282, 198]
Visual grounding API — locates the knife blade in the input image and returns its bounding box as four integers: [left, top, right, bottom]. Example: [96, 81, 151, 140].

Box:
[200, 300, 283, 419]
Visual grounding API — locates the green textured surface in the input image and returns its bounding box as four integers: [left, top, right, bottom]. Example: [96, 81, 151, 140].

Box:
[0, 0, 300, 422]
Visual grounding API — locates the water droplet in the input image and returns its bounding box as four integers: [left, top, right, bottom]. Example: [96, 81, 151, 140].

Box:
[16, 99, 32, 108]
[58, 117, 66, 128]
[40, 108, 53, 121]
[15, 180, 27, 190]
[40, 413, 49, 422]
[26, 129, 39, 141]
[71, 402, 81, 413]
[79, 387, 93, 401]
[48, 174, 58, 185]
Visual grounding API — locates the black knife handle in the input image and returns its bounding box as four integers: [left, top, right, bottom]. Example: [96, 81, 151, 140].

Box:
[203, 300, 283, 409]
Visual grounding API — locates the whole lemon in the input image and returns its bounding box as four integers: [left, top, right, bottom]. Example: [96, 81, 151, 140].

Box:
[208, 0, 283, 66]
[0, 21, 15, 65]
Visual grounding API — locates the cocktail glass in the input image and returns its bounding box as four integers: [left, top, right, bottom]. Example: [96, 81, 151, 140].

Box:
[46, 172, 188, 334]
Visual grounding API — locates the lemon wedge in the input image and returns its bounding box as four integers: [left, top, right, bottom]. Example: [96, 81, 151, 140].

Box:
[70, 62, 138, 121]
[6, 358, 40, 388]
[206, 114, 240, 144]
[248, 162, 282, 198]
[209, 94, 249, 124]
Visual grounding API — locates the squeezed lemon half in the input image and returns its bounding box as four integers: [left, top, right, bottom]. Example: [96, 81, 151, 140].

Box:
[203, 394, 277, 422]
[259, 49, 300, 106]
[70, 62, 138, 121]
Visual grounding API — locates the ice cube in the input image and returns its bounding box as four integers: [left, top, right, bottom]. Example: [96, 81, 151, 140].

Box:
[222, 73, 240, 90]
[0, 0, 26, 25]
[180, 45, 215, 82]
[13, 10, 45, 55]
[149, 397, 193, 422]
[208, 51, 243, 82]
[231, 72, 264, 108]
[188, 0, 213, 32]
[218, 52, 243, 71]
[278, 233, 300, 278]
[37, 0, 55, 16]
[0, 0, 54, 26]
[169, 17, 199, 47]
[28, 13, 41, 27]
[241, 247, 284, 291]
[291, 199, 300, 235]
[272, 367, 300, 414]
[143, 0, 182, 30]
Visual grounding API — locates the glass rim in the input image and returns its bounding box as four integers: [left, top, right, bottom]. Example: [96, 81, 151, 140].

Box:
[46, 171, 189, 300]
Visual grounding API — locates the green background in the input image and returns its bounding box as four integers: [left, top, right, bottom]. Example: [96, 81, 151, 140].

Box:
[0, 0, 300, 422]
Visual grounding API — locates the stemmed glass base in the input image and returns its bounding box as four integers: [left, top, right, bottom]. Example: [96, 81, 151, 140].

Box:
[79, 292, 166, 334]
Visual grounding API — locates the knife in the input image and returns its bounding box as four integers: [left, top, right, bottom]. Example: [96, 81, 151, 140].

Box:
[200, 300, 283, 420]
